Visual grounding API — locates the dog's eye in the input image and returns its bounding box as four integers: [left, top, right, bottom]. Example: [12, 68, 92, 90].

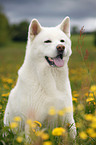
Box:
[44, 40, 52, 43]
[60, 40, 65, 42]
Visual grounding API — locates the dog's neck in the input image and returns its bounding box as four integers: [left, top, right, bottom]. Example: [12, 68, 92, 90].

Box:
[18, 60, 70, 96]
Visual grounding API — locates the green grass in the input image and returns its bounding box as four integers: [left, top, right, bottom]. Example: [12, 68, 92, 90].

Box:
[0, 34, 96, 145]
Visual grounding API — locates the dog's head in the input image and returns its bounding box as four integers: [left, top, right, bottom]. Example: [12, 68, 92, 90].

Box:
[27, 17, 72, 68]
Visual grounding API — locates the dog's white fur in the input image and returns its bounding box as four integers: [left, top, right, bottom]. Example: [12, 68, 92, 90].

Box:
[4, 17, 76, 138]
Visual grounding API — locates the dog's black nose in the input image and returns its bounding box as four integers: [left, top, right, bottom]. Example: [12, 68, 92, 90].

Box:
[56, 44, 65, 52]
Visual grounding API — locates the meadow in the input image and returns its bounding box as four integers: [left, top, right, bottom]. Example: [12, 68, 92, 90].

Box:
[0, 34, 96, 145]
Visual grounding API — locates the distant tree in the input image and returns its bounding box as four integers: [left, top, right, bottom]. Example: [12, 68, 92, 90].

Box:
[71, 26, 79, 34]
[0, 11, 9, 46]
[10, 21, 29, 42]
[94, 30, 96, 46]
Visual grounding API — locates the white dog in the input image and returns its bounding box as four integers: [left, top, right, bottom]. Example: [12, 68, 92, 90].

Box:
[4, 17, 76, 138]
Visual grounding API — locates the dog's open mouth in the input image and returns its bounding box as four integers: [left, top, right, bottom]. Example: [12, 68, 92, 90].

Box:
[45, 54, 64, 67]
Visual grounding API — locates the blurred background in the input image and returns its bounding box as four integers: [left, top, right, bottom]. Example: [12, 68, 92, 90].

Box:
[0, 0, 96, 86]
[0, 0, 96, 44]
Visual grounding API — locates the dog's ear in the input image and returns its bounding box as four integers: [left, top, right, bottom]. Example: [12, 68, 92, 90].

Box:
[29, 19, 41, 38]
[59, 16, 70, 37]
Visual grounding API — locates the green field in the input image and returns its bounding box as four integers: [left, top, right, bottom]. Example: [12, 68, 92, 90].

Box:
[0, 34, 96, 145]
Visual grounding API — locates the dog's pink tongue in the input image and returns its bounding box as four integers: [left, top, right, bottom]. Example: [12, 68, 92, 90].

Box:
[53, 57, 64, 67]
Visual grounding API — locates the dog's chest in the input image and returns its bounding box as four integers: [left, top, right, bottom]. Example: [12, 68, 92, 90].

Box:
[51, 68, 68, 92]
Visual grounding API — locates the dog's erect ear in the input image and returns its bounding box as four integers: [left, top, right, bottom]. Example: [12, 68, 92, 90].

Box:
[29, 19, 41, 37]
[59, 16, 70, 37]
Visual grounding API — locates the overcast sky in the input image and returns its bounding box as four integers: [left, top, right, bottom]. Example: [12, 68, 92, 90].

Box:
[0, 0, 96, 31]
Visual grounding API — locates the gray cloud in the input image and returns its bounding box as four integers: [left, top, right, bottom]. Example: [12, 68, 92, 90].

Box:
[0, 0, 96, 31]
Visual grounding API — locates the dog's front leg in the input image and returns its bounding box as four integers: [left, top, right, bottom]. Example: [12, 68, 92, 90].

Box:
[64, 112, 77, 139]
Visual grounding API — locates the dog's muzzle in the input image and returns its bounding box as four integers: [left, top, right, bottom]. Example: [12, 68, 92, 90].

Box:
[45, 44, 65, 67]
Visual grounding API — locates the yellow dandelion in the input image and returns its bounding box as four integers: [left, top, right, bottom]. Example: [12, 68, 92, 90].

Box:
[26, 119, 32, 126]
[43, 141, 52, 145]
[2, 109, 5, 112]
[16, 136, 23, 143]
[10, 122, 18, 129]
[31, 122, 37, 128]
[26, 119, 37, 128]
[85, 93, 89, 97]
[52, 127, 65, 136]
[48, 107, 56, 116]
[90, 133, 96, 138]
[41, 133, 49, 140]
[86, 98, 94, 102]
[79, 131, 87, 140]
[90, 122, 96, 128]
[86, 128, 93, 134]
[86, 128, 96, 138]
[94, 102, 96, 105]
[0, 105, 2, 110]
[90, 85, 96, 92]
[2, 92, 10, 97]
[2, 78, 13, 84]
[89, 93, 94, 97]
[94, 92, 96, 96]
[73, 93, 79, 97]
[36, 130, 43, 136]
[58, 110, 65, 116]
[92, 116, 96, 122]
[86, 128, 95, 134]
[72, 97, 77, 102]
[34, 121, 42, 127]
[84, 114, 93, 121]
[58, 107, 72, 116]
[13, 116, 21, 122]
[64, 107, 72, 113]
[7, 78, 13, 84]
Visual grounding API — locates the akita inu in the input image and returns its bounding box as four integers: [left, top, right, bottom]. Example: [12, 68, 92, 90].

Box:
[4, 17, 76, 139]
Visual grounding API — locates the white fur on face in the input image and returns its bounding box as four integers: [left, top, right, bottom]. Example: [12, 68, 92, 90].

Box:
[25, 17, 72, 68]
[27, 26, 72, 67]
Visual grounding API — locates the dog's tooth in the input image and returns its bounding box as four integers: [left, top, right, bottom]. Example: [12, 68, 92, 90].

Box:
[48, 57, 53, 62]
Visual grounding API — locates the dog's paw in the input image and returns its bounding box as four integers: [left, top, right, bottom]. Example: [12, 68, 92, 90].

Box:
[69, 125, 77, 139]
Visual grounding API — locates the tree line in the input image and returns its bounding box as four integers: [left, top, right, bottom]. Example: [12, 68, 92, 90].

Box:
[0, 11, 29, 46]
[0, 11, 96, 46]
